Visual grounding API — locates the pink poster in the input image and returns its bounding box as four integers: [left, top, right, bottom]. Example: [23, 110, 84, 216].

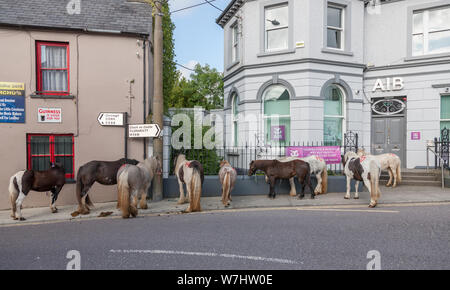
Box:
[286, 146, 341, 164]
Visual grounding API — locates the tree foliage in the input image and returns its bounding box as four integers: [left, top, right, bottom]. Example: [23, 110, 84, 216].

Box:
[161, 1, 177, 113]
[168, 64, 224, 111]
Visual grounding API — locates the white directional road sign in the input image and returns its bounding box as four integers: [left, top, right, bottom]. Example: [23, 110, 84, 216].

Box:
[97, 113, 124, 126]
[128, 124, 161, 138]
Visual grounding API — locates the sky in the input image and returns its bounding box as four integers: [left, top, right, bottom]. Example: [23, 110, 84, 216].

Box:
[168, 0, 230, 78]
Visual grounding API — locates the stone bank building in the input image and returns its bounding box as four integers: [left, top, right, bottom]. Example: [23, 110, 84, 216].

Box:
[0, 0, 153, 209]
[217, 0, 450, 169]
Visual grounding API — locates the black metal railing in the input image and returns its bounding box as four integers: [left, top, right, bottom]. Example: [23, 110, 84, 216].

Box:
[170, 132, 358, 176]
[435, 127, 449, 169]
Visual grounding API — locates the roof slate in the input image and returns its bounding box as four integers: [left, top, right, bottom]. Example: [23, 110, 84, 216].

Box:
[0, 0, 152, 35]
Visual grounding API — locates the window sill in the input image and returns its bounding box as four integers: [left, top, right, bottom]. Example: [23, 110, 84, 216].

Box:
[321, 48, 354, 56]
[31, 93, 75, 99]
[226, 60, 240, 71]
[405, 52, 450, 62]
[257, 48, 296, 58]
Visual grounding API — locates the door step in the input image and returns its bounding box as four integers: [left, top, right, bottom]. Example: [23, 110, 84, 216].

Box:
[379, 169, 442, 187]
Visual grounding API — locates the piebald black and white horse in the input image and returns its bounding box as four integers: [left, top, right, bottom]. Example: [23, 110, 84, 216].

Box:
[342, 151, 382, 208]
[8, 162, 66, 220]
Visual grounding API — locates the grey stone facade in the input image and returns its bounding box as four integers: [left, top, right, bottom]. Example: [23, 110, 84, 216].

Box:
[217, 0, 450, 169]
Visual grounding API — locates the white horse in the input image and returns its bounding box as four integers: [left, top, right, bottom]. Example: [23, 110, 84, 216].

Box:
[269, 155, 328, 196]
[342, 151, 382, 208]
[218, 160, 237, 207]
[174, 154, 204, 213]
[357, 149, 402, 187]
[116, 156, 161, 218]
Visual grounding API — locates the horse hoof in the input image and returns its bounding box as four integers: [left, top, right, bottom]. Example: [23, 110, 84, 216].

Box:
[344, 196, 350, 199]
[298, 196, 304, 200]
[354, 196, 359, 200]
[368, 204, 376, 208]
[51, 208, 58, 213]
[311, 196, 315, 199]
[140, 204, 148, 210]
[19, 217, 26, 221]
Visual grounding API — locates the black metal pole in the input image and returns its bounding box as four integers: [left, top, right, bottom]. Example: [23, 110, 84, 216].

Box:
[124, 112, 128, 159]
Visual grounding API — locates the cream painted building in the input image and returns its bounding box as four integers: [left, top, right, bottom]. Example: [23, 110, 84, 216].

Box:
[0, 0, 153, 209]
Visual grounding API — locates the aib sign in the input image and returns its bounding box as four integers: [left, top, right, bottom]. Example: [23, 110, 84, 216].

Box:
[372, 77, 404, 92]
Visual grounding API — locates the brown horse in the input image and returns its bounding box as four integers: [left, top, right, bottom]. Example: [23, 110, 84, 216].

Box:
[8, 162, 66, 220]
[248, 159, 314, 199]
[75, 158, 139, 215]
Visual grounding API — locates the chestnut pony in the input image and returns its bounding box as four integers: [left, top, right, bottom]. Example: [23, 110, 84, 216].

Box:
[218, 160, 237, 207]
[248, 159, 314, 199]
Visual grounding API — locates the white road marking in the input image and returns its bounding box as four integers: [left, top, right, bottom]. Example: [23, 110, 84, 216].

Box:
[109, 249, 300, 265]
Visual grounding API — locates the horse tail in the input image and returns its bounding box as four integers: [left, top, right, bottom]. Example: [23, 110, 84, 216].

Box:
[188, 161, 203, 212]
[369, 161, 381, 207]
[396, 158, 402, 183]
[8, 173, 20, 211]
[222, 171, 231, 205]
[8, 173, 19, 196]
[321, 166, 328, 194]
[75, 171, 83, 208]
[118, 171, 131, 218]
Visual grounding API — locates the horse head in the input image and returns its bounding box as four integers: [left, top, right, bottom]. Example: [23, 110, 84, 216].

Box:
[248, 160, 257, 176]
[49, 161, 65, 173]
[357, 148, 367, 157]
[220, 160, 230, 168]
[143, 156, 162, 177]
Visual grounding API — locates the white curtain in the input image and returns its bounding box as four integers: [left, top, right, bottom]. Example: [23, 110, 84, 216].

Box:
[41, 45, 68, 92]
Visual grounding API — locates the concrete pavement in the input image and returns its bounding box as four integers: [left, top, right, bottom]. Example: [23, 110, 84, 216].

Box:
[1, 185, 449, 226]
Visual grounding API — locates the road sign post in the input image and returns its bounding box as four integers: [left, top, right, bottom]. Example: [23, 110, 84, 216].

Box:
[97, 112, 124, 126]
[128, 124, 161, 138]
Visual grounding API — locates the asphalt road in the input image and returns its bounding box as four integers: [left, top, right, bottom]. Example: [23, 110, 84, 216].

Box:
[0, 203, 449, 270]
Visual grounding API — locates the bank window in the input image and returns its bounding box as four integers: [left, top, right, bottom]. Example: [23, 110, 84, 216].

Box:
[263, 85, 290, 145]
[441, 95, 450, 132]
[231, 23, 239, 63]
[36, 42, 70, 95]
[412, 7, 450, 56]
[327, 5, 344, 49]
[231, 93, 239, 147]
[27, 134, 74, 179]
[265, 4, 289, 52]
[324, 84, 345, 146]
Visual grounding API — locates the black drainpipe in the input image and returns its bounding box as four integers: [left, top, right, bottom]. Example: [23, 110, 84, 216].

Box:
[143, 37, 147, 160]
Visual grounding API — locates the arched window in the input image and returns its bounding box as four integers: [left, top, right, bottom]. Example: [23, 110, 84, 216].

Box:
[231, 93, 239, 147]
[323, 84, 345, 146]
[263, 85, 290, 145]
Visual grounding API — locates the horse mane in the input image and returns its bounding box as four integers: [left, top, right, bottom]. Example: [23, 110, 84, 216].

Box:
[188, 161, 204, 184]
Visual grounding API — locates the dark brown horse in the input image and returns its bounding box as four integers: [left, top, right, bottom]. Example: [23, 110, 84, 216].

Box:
[248, 159, 314, 199]
[9, 162, 66, 220]
[75, 158, 139, 214]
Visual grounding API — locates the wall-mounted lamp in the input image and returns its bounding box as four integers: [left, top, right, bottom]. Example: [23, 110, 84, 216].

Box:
[266, 19, 280, 26]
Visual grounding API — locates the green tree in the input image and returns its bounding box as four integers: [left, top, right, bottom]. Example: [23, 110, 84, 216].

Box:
[161, 1, 177, 113]
[168, 64, 224, 110]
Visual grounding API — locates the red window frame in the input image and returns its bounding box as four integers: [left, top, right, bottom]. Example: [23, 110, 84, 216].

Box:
[36, 41, 70, 96]
[27, 134, 75, 179]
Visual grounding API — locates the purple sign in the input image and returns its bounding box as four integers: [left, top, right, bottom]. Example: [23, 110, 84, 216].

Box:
[271, 125, 285, 141]
[411, 132, 421, 140]
[286, 146, 341, 164]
